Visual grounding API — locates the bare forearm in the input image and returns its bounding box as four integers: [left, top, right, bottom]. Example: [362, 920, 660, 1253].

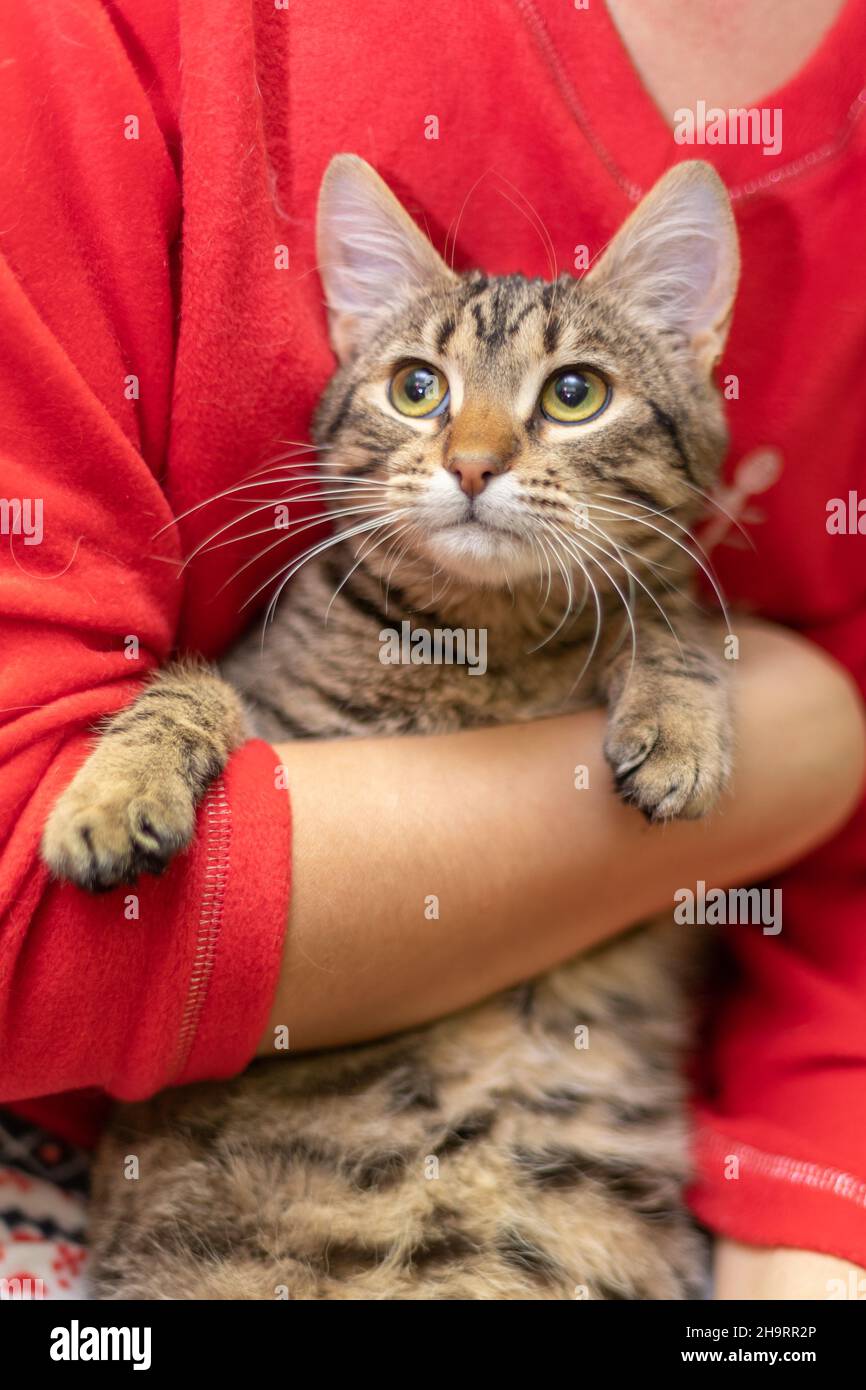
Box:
[715, 1239, 866, 1300]
[259, 624, 865, 1053]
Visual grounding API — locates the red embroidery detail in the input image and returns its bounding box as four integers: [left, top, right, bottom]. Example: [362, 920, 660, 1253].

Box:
[702, 446, 783, 553]
[51, 1243, 87, 1278]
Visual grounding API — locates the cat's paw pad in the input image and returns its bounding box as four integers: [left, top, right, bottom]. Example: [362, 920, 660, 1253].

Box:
[605, 713, 729, 822]
[41, 768, 197, 891]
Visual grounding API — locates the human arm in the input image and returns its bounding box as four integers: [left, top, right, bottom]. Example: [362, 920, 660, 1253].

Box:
[259, 621, 865, 1052]
[0, 4, 294, 1116]
[715, 1241, 866, 1300]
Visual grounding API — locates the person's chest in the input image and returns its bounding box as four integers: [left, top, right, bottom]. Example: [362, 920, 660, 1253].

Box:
[166, 0, 866, 651]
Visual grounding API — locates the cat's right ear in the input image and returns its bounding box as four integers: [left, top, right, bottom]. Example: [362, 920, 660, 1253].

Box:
[585, 161, 740, 375]
[317, 155, 456, 364]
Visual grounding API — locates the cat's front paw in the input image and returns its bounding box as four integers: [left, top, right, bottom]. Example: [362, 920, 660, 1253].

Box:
[604, 705, 730, 822]
[41, 760, 197, 892]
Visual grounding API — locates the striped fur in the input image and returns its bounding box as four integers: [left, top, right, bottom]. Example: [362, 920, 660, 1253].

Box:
[43, 158, 738, 1299]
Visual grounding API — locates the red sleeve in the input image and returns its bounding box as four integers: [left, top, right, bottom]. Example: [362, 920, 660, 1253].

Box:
[688, 610, 866, 1265]
[0, 3, 291, 1123]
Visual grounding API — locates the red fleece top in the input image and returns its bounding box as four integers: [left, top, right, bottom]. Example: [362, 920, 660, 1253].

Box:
[2, 0, 866, 1261]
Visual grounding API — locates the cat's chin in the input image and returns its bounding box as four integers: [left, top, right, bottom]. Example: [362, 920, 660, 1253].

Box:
[420, 521, 539, 587]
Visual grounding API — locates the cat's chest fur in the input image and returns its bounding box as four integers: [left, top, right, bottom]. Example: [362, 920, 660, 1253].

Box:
[223, 553, 603, 743]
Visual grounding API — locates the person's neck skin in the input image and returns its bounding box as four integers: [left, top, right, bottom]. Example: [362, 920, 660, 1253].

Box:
[606, 0, 848, 122]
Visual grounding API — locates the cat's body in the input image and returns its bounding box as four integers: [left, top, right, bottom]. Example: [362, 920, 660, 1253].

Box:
[42, 157, 739, 1299]
[91, 917, 702, 1300]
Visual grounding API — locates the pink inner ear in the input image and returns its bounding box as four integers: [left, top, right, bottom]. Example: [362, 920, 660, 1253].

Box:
[586, 166, 738, 366]
[318, 158, 456, 363]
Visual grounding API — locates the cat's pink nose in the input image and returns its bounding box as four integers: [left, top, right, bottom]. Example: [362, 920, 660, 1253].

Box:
[446, 454, 505, 500]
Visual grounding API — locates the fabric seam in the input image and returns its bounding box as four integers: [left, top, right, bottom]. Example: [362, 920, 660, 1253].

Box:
[697, 1127, 866, 1211]
[512, 0, 866, 203]
[169, 779, 231, 1082]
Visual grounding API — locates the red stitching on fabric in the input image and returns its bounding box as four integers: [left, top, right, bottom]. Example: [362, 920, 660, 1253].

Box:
[170, 780, 231, 1081]
[730, 88, 866, 202]
[513, 0, 866, 204]
[513, 0, 643, 204]
[697, 1128, 866, 1211]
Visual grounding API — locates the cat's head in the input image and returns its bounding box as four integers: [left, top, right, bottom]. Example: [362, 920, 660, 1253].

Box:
[312, 155, 739, 591]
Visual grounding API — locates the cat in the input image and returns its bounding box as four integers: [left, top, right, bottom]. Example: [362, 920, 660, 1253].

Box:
[41, 154, 738, 1300]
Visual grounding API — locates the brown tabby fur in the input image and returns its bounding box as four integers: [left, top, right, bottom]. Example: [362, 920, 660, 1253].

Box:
[42, 157, 739, 1299]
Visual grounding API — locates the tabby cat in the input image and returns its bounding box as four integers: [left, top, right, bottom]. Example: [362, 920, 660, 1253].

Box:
[42, 155, 739, 1300]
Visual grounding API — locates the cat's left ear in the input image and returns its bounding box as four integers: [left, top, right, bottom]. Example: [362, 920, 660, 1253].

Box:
[317, 155, 457, 364]
[586, 162, 739, 374]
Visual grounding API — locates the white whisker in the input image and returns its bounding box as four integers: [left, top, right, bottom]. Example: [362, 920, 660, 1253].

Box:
[528, 527, 578, 652]
[325, 517, 413, 623]
[554, 524, 639, 685]
[589, 497, 732, 634]
[253, 511, 407, 633]
[217, 502, 394, 594]
[179, 484, 388, 571]
[678, 477, 756, 550]
[538, 521, 604, 690]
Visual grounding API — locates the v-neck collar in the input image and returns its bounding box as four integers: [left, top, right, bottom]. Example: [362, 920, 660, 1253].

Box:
[516, 0, 866, 201]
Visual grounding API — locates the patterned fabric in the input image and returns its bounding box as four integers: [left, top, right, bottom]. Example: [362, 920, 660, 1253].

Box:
[0, 1110, 90, 1299]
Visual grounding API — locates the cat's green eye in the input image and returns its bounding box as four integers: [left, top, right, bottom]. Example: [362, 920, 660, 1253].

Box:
[540, 368, 610, 424]
[390, 362, 450, 419]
